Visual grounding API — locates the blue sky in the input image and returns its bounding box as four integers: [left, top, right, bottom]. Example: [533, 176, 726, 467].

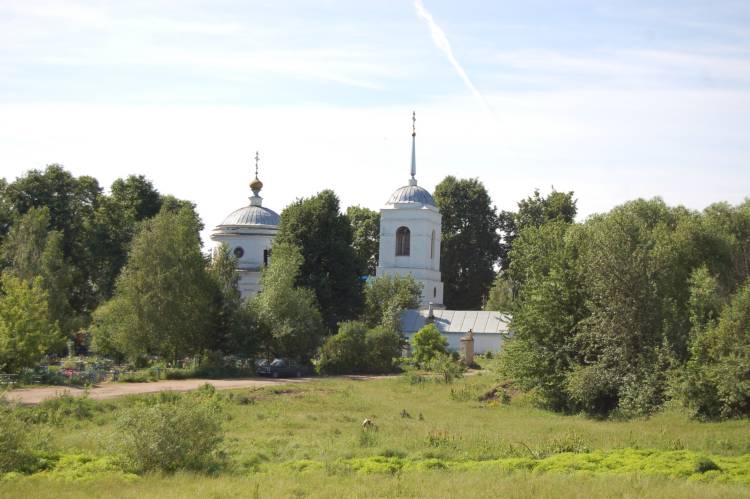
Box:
[1, 0, 749, 244]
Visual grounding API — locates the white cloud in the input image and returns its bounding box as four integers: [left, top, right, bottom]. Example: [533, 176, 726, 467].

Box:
[414, 0, 491, 113]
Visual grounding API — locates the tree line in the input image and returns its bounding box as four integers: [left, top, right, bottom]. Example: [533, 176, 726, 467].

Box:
[0, 165, 444, 372]
[495, 195, 750, 420]
[3, 164, 746, 420]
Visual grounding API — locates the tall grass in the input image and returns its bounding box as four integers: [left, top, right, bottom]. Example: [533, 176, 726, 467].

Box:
[1, 375, 749, 497]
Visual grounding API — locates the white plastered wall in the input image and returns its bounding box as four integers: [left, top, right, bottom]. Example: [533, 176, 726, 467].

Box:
[376, 203, 444, 306]
[211, 225, 277, 299]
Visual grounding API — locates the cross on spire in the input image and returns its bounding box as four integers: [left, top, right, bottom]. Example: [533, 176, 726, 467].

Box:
[254, 151, 260, 177]
[410, 111, 417, 183]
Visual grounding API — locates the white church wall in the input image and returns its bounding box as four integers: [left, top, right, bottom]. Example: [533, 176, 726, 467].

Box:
[211, 227, 277, 299]
[377, 204, 444, 306]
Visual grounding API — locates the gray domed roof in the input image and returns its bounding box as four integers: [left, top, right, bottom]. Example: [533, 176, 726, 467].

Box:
[220, 205, 280, 227]
[386, 185, 436, 207]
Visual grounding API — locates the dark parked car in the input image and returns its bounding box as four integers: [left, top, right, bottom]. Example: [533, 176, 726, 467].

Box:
[256, 358, 309, 378]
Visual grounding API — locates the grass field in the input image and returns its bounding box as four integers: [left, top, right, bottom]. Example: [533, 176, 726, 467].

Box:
[2, 368, 750, 498]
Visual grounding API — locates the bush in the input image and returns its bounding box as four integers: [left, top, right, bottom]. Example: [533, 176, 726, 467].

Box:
[364, 326, 402, 374]
[21, 394, 102, 425]
[0, 405, 37, 473]
[114, 395, 224, 473]
[411, 324, 448, 367]
[318, 322, 402, 375]
[681, 279, 750, 419]
[565, 364, 619, 417]
[119, 369, 160, 383]
[317, 321, 368, 375]
[428, 353, 465, 384]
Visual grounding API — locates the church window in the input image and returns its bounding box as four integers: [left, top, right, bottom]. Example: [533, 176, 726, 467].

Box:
[430, 230, 435, 259]
[396, 226, 410, 256]
[263, 249, 272, 267]
[434, 287, 437, 298]
[233, 246, 244, 258]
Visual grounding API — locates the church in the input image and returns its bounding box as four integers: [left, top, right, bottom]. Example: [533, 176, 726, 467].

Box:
[211, 114, 508, 353]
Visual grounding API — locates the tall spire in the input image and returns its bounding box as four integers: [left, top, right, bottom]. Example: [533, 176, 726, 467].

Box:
[249, 151, 264, 206]
[409, 111, 417, 186]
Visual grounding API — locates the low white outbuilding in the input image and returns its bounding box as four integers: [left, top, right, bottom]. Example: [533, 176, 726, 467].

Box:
[400, 309, 511, 355]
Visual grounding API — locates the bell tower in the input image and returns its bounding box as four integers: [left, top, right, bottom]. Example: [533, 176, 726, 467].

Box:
[375, 113, 444, 307]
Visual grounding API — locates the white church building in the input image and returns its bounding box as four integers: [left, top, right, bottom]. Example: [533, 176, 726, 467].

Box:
[211, 115, 507, 354]
[376, 113, 444, 307]
[210, 152, 279, 297]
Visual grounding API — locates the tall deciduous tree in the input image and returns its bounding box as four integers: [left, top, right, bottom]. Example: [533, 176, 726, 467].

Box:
[0, 274, 63, 373]
[500, 220, 586, 411]
[207, 244, 262, 356]
[4, 165, 102, 314]
[0, 179, 14, 247]
[498, 188, 577, 271]
[250, 242, 324, 360]
[91, 206, 214, 362]
[363, 274, 421, 331]
[276, 190, 363, 331]
[501, 196, 750, 417]
[89, 175, 163, 300]
[434, 176, 501, 309]
[2, 207, 77, 336]
[683, 277, 750, 419]
[346, 205, 380, 276]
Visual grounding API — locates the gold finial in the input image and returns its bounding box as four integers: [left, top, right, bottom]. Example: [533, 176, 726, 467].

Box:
[412, 111, 416, 137]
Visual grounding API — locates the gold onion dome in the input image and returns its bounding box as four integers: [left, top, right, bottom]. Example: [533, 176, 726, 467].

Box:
[250, 176, 263, 192]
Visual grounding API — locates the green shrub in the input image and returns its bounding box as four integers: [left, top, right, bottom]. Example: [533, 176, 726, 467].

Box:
[119, 369, 160, 383]
[364, 326, 402, 374]
[318, 322, 402, 375]
[428, 353, 465, 384]
[411, 324, 448, 367]
[22, 394, 102, 425]
[114, 396, 224, 473]
[565, 364, 619, 416]
[357, 429, 378, 448]
[163, 367, 196, 380]
[681, 279, 750, 419]
[402, 366, 426, 385]
[694, 457, 721, 474]
[0, 405, 37, 473]
[318, 321, 368, 375]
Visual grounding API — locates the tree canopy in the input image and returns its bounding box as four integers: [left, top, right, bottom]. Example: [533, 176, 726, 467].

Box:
[500, 197, 750, 418]
[91, 206, 214, 362]
[498, 188, 577, 271]
[363, 274, 422, 331]
[2, 207, 78, 336]
[1, 166, 190, 327]
[346, 205, 380, 276]
[0, 274, 63, 373]
[276, 190, 363, 331]
[250, 242, 325, 360]
[434, 176, 501, 309]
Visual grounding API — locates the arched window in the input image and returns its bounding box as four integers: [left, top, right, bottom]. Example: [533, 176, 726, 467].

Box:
[430, 229, 435, 259]
[396, 226, 410, 256]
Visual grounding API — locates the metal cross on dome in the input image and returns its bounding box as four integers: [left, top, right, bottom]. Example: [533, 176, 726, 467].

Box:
[412, 111, 416, 136]
[254, 151, 260, 177]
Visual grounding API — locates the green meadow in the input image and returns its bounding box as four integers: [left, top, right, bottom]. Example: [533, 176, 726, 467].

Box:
[2, 370, 750, 498]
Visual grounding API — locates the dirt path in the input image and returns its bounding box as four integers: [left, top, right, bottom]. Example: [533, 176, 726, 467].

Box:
[3, 377, 312, 405]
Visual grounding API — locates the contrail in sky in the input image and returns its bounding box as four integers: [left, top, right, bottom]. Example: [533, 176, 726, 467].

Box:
[414, 0, 492, 113]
